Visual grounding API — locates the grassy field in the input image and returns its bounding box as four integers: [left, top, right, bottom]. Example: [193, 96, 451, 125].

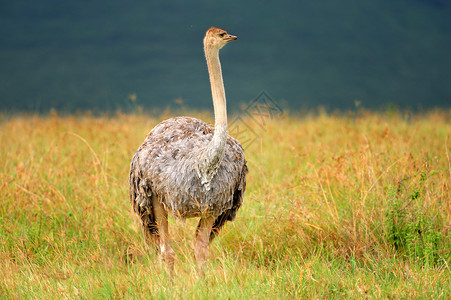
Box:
[0, 109, 450, 298]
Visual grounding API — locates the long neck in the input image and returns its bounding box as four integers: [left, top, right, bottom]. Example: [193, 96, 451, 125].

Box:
[205, 47, 227, 130]
[196, 46, 228, 189]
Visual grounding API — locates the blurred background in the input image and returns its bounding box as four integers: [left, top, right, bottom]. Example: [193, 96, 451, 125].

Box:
[0, 0, 450, 113]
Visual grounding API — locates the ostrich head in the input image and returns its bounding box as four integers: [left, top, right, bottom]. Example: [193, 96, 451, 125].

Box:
[204, 27, 237, 51]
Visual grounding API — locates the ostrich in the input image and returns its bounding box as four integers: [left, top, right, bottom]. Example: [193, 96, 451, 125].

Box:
[129, 27, 247, 274]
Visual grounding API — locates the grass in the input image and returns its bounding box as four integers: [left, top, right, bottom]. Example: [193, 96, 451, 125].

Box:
[0, 109, 450, 298]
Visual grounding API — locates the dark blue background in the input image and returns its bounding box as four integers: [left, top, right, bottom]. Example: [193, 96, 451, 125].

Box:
[0, 0, 450, 112]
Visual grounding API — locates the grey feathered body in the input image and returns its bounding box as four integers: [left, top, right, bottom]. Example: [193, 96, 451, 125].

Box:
[130, 116, 247, 236]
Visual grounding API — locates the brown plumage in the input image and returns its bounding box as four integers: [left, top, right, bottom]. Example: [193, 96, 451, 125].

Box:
[129, 27, 247, 274]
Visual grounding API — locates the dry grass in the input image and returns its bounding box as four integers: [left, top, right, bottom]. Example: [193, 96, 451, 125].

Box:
[0, 109, 449, 298]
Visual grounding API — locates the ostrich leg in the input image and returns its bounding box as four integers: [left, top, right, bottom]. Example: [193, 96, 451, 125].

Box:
[195, 216, 215, 275]
[152, 197, 175, 275]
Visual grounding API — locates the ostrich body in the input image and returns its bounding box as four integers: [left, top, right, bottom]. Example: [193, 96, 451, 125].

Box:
[129, 27, 247, 273]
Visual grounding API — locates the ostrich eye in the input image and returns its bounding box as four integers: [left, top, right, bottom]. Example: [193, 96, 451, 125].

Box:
[219, 33, 226, 37]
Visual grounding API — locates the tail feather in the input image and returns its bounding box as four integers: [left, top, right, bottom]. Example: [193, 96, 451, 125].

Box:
[130, 157, 158, 236]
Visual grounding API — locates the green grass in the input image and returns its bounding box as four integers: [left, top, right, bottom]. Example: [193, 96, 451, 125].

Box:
[0, 109, 450, 298]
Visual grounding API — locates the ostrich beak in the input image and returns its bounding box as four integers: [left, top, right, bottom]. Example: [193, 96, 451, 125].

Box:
[225, 34, 237, 41]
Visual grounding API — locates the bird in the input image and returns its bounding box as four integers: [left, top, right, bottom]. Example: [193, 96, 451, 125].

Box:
[129, 27, 247, 275]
